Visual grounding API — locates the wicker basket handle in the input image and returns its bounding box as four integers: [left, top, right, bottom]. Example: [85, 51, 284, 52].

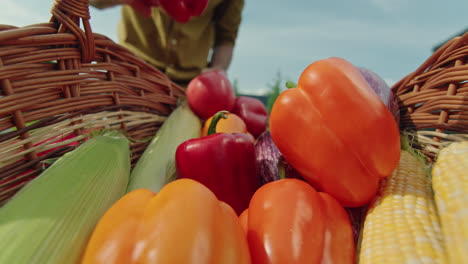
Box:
[50, 0, 96, 62]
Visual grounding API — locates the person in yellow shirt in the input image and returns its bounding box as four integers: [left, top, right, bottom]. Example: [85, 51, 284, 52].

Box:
[90, 0, 245, 86]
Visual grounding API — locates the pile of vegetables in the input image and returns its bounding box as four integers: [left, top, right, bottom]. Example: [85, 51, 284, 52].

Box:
[0, 57, 466, 264]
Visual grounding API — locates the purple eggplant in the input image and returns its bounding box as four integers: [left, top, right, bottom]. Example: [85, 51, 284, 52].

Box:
[358, 67, 400, 125]
[345, 205, 368, 245]
[255, 131, 303, 186]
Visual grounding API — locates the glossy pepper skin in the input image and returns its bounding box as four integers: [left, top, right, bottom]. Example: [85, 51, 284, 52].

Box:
[186, 70, 236, 120]
[201, 111, 255, 141]
[176, 133, 258, 215]
[201, 111, 249, 136]
[232, 96, 268, 138]
[270, 57, 400, 207]
[81, 179, 251, 264]
[242, 179, 355, 264]
[183, 0, 208, 16]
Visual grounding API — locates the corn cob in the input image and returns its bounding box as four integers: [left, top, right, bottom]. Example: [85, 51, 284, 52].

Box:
[126, 103, 201, 193]
[432, 141, 468, 264]
[358, 150, 447, 264]
[0, 131, 130, 264]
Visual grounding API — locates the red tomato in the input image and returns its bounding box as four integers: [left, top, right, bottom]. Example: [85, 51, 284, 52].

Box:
[186, 70, 236, 120]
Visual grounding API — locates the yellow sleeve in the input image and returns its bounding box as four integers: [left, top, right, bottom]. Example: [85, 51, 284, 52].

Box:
[213, 0, 245, 46]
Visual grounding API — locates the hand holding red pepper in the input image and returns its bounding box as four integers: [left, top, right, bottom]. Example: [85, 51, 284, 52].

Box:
[162, 0, 208, 22]
[126, 0, 208, 22]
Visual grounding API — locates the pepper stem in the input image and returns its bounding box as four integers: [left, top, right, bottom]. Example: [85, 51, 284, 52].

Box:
[207, 110, 229, 135]
[278, 157, 286, 180]
[285, 81, 297, 89]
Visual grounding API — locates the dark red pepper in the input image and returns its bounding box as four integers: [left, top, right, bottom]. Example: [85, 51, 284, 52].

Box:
[147, 0, 208, 23]
[157, 0, 192, 23]
[175, 118, 258, 215]
[232, 96, 268, 138]
[183, 0, 209, 16]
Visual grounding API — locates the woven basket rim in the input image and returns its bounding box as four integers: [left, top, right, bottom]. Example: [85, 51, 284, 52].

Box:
[0, 0, 187, 204]
[391, 31, 468, 159]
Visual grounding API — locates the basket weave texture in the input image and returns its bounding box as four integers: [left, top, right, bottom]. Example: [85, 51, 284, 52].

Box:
[392, 31, 468, 161]
[0, 0, 185, 205]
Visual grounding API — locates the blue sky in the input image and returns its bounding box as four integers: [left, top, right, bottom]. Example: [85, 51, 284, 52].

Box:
[3, 0, 468, 95]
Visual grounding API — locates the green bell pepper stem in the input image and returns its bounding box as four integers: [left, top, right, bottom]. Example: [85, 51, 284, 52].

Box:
[285, 81, 297, 89]
[278, 158, 286, 180]
[207, 110, 229, 135]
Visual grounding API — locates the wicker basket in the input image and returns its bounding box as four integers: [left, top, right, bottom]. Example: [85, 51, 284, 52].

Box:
[0, 0, 186, 205]
[392, 31, 468, 161]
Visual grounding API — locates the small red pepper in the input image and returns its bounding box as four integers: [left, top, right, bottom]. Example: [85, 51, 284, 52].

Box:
[157, 0, 191, 23]
[175, 116, 258, 215]
[154, 0, 208, 23]
[232, 96, 268, 138]
[183, 0, 208, 16]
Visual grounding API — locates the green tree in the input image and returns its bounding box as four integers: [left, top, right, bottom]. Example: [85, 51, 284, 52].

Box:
[265, 72, 282, 113]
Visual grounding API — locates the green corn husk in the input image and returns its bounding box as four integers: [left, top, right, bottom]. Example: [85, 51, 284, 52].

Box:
[0, 130, 131, 264]
[126, 103, 201, 193]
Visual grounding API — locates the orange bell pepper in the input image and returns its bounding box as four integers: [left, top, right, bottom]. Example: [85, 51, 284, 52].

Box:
[201, 110, 254, 141]
[81, 179, 251, 264]
[242, 179, 355, 264]
[270, 57, 400, 207]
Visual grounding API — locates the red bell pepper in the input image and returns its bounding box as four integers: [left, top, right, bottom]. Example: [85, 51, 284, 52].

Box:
[136, 0, 209, 22]
[157, 0, 192, 23]
[186, 70, 236, 120]
[232, 96, 268, 138]
[175, 127, 258, 215]
[242, 179, 355, 264]
[269, 57, 400, 207]
[183, 0, 208, 16]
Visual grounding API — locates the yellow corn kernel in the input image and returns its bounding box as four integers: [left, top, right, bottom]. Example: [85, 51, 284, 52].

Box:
[358, 150, 447, 264]
[432, 141, 468, 264]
